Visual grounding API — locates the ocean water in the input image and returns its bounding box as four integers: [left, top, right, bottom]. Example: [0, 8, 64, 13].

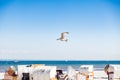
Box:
[0, 60, 120, 72]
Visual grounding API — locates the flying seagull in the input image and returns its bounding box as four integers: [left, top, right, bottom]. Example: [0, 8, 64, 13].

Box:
[57, 32, 69, 42]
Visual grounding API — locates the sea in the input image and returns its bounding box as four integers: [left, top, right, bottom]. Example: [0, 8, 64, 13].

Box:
[0, 60, 120, 72]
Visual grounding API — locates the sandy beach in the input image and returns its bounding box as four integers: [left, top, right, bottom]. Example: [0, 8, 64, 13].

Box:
[94, 71, 108, 80]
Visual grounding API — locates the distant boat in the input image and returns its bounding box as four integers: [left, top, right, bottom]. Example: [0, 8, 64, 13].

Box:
[14, 59, 19, 63]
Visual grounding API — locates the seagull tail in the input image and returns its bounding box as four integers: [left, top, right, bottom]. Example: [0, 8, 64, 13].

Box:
[57, 38, 60, 40]
[65, 39, 68, 42]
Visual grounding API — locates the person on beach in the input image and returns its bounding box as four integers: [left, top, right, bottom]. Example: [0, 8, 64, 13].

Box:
[4, 66, 17, 80]
[104, 64, 109, 75]
[7, 66, 17, 76]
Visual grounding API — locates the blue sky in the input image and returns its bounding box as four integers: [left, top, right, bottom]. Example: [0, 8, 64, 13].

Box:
[0, 0, 120, 60]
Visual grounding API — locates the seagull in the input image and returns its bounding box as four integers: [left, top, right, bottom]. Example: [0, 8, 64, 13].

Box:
[57, 32, 69, 42]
